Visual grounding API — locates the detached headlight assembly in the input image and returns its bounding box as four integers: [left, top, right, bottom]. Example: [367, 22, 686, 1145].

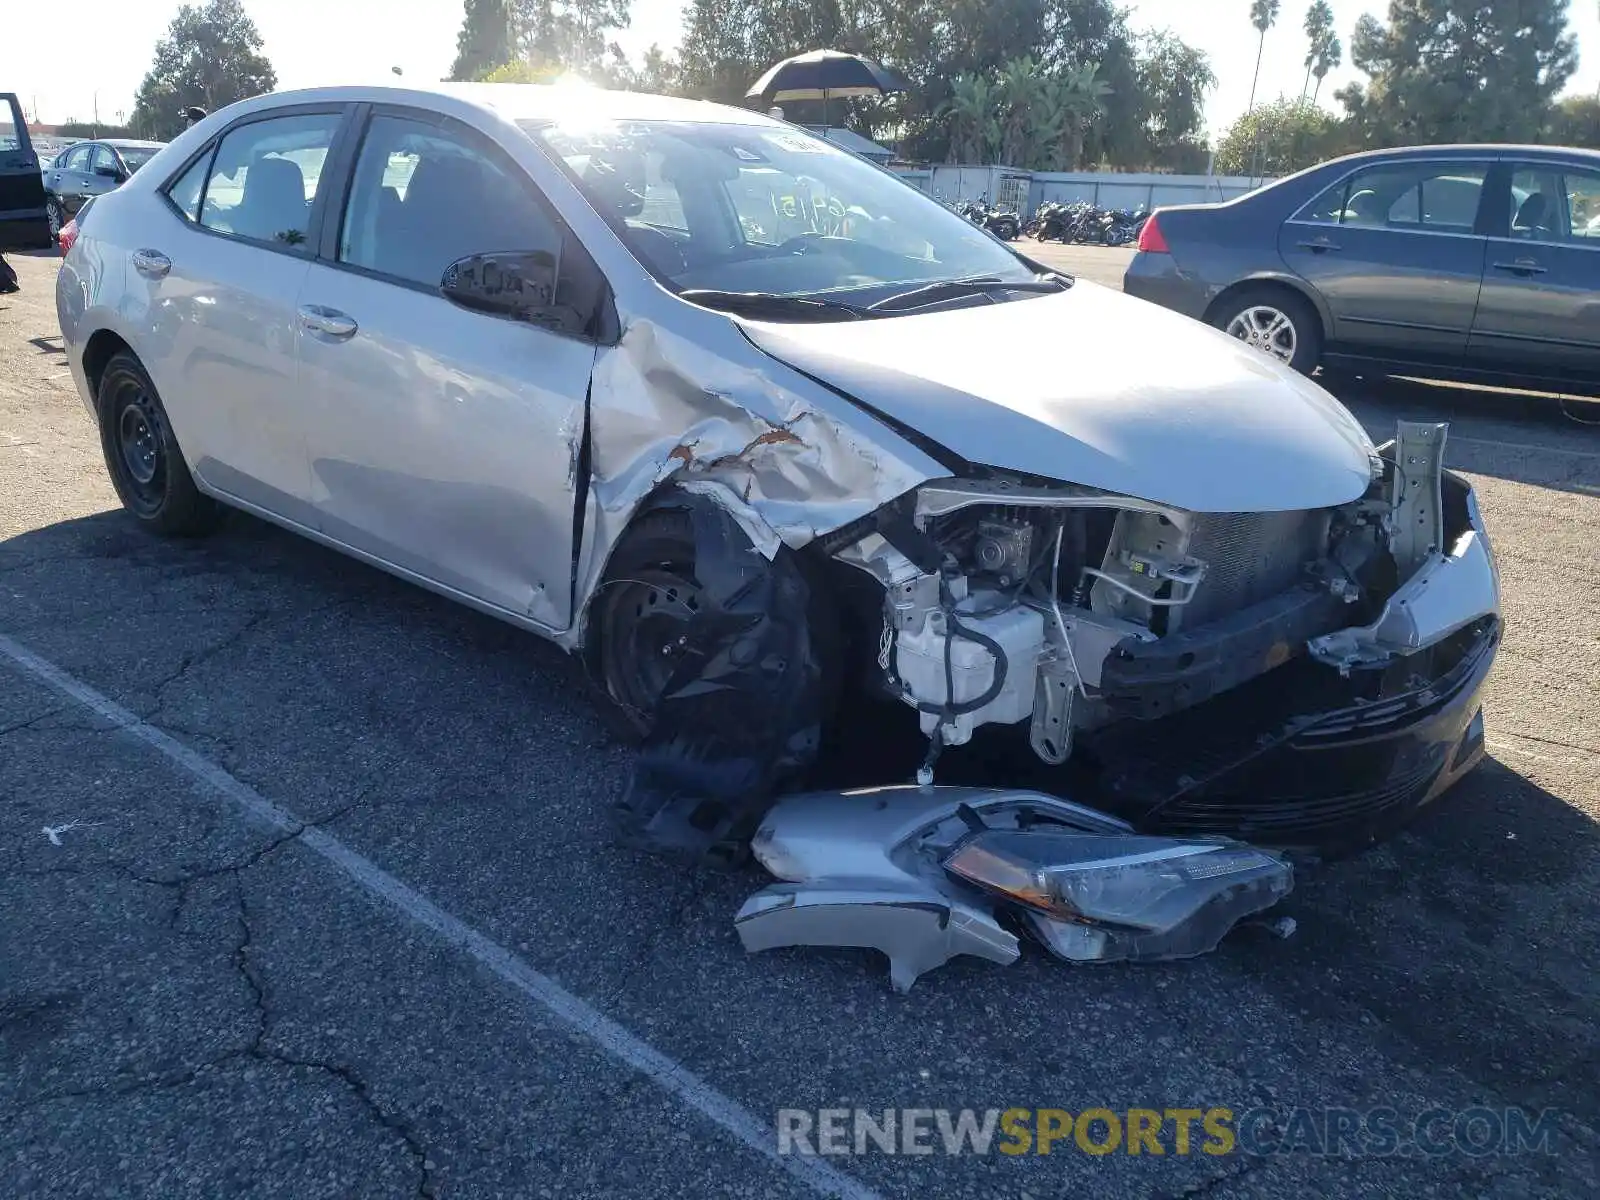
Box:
[943, 831, 1294, 963]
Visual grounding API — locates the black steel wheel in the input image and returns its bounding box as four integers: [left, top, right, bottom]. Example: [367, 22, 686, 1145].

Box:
[96, 351, 220, 535]
[588, 510, 706, 739]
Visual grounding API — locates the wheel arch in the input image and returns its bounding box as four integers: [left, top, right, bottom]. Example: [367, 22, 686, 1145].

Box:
[82, 328, 136, 411]
[1202, 274, 1331, 339]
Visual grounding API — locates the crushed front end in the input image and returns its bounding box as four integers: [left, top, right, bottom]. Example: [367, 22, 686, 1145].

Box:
[827, 421, 1501, 856]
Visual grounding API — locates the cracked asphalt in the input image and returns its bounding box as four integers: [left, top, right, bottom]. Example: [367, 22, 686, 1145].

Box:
[3, 246, 1598, 1198]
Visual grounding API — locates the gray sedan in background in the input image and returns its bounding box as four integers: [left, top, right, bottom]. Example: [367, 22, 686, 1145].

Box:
[1124, 144, 1600, 391]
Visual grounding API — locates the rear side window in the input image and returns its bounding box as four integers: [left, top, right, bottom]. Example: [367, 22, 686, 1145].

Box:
[197, 112, 341, 250]
[1508, 164, 1600, 244]
[166, 151, 211, 222]
[61, 145, 91, 171]
[1300, 162, 1488, 234]
[338, 113, 562, 289]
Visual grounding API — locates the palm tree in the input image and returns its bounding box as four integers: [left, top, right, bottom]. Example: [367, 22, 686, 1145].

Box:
[996, 57, 1043, 167]
[1302, 1, 1334, 100]
[1043, 63, 1112, 171]
[942, 75, 997, 164]
[1247, 0, 1281, 114]
[1311, 32, 1342, 103]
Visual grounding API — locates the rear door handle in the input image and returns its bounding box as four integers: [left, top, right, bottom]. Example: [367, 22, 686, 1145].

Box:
[1296, 237, 1341, 253]
[1492, 258, 1547, 276]
[131, 249, 171, 278]
[298, 304, 358, 339]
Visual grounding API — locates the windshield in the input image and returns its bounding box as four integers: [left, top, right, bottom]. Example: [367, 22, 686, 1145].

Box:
[525, 119, 1036, 302]
[118, 146, 161, 173]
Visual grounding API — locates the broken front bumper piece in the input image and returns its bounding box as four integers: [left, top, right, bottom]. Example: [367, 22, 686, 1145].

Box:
[735, 786, 1294, 992]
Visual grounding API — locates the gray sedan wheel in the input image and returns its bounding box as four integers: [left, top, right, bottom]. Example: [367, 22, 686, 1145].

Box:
[1212, 287, 1322, 376]
[46, 199, 62, 239]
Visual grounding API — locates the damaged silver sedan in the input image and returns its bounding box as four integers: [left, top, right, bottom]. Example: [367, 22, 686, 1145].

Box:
[59, 83, 1500, 890]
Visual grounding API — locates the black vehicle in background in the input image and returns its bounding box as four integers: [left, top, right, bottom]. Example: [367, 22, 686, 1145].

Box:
[41, 137, 165, 239]
[1124, 143, 1600, 391]
[0, 92, 53, 251]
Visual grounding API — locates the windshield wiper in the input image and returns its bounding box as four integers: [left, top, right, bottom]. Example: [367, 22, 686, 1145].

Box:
[678, 289, 868, 322]
[867, 273, 1073, 313]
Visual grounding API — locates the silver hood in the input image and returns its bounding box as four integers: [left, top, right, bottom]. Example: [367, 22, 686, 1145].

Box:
[739, 280, 1377, 513]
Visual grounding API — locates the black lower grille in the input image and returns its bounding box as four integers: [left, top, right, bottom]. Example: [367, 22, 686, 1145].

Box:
[1145, 748, 1445, 839]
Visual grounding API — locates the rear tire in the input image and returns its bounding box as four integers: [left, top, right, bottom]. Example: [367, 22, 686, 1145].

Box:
[1210, 286, 1323, 376]
[45, 199, 63, 241]
[96, 351, 220, 536]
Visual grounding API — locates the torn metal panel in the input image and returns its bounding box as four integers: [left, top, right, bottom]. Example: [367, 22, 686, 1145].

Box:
[562, 316, 942, 650]
[738, 786, 1293, 990]
[736, 885, 1020, 995]
[1388, 421, 1447, 577]
[1307, 529, 1499, 673]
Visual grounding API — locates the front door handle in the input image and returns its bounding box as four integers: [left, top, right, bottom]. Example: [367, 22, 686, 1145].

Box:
[1492, 258, 1547, 276]
[1297, 237, 1341, 253]
[131, 249, 171, 278]
[298, 304, 358, 340]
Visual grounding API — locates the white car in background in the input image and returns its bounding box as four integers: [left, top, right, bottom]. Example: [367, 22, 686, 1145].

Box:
[56, 83, 1500, 874]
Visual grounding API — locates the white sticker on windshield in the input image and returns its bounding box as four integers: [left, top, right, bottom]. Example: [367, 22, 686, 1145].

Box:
[762, 132, 826, 153]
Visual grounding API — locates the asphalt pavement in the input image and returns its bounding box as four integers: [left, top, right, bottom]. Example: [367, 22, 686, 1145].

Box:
[2, 247, 1597, 1199]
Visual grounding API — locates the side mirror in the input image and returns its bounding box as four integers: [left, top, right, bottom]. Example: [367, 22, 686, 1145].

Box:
[94, 163, 125, 180]
[440, 249, 561, 322]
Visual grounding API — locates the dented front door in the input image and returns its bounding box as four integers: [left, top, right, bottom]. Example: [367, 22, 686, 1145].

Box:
[294, 108, 596, 630]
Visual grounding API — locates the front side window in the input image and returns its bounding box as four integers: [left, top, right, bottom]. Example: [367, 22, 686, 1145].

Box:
[528, 119, 1036, 301]
[89, 146, 120, 177]
[340, 113, 563, 290]
[198, 112, 340, 249]
[1508, 164, 1600, 243]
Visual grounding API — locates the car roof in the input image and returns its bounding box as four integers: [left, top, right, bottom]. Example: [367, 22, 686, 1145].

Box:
[256, 81, 777, 128]
[1325, 143, 1600, 168]
[104, 138, 167, 149]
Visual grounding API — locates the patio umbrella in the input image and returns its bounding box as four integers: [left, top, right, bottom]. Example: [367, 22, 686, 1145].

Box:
[746, 49, 905, 129]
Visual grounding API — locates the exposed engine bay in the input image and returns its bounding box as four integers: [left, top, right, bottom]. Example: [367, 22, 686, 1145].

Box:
[829, 422, 1497, 783]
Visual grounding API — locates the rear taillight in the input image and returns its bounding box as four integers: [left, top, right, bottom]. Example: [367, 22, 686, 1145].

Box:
[1136, 213, 1169, 254]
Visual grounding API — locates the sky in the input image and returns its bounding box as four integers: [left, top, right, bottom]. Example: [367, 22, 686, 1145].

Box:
[9, 0, 1600, 139]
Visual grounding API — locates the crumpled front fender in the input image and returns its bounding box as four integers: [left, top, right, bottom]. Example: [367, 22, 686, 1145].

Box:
[561, 313, 944, 650]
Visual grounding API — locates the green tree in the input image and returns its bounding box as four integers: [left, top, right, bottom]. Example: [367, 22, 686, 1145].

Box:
[480, 61, 567, 84]
[941, 73, 997, 163]
[450, 0, 516, 81]
[995, 57, 1043, 166]
[516, 0, 632, 78]
[129, 0, 276, 140]
[1338, 0, 1578, 146]
[1545, 94, 1600, 149]
[1041, 62, 1113, 169]
[625, 44, 681, 94]
[1215, 96, 1350, 175]
[1247, 0, 1281, 114]
[1135, 32, 1215, 170]
[1301, 1, 1334, 99]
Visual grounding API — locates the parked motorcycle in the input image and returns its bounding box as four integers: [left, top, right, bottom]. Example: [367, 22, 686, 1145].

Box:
[1027, 200, 1149, 246]
[948, 196, 1021, 241]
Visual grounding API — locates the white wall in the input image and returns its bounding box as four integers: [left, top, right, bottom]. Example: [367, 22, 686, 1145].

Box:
[892, 164, 1274, 216]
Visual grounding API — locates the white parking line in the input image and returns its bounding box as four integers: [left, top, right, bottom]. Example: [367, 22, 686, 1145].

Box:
[0, 632, 882, 1200]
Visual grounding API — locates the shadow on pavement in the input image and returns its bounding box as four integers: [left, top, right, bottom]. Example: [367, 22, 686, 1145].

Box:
[2, 503, 1594, 1133]
[1320, 370, 1600, 496]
